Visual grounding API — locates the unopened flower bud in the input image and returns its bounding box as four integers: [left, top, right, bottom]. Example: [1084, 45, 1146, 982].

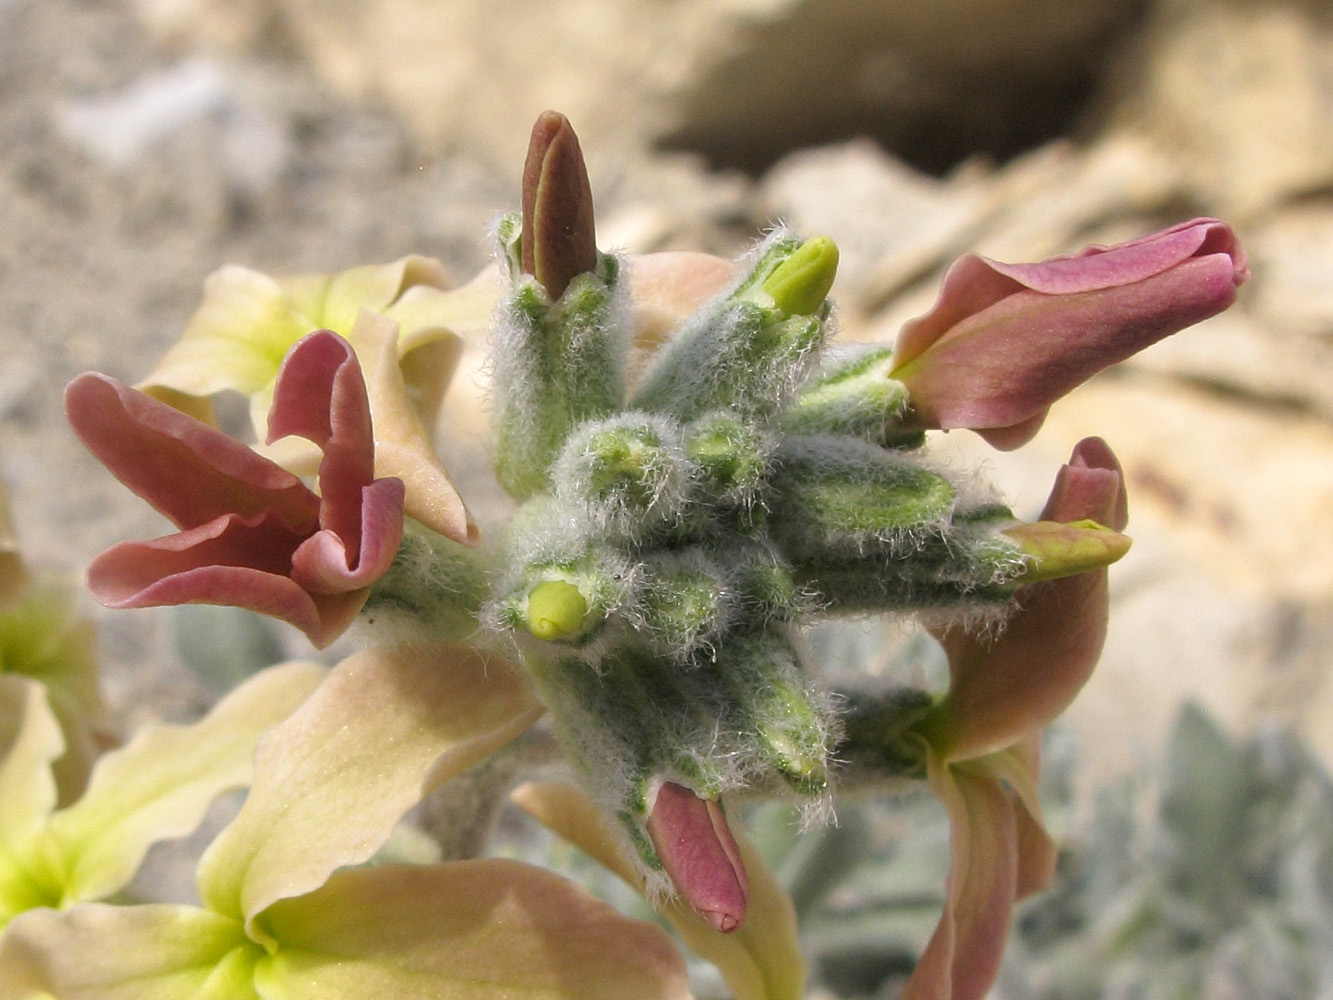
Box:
[521, 111, 597, 300]
[552, 415, 695, 536]
[526, 579, 591, 641]
[646, 780, 750, 933]
[631, 230, 833, 423]
[718, 631, 831, 794]
[767, 435, 956, 562]
[758, 235, 839, 319]
[682, 413, 769, 515]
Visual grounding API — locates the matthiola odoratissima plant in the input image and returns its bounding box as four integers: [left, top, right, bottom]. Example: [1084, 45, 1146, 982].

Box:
[0, 111, 1247, 1000]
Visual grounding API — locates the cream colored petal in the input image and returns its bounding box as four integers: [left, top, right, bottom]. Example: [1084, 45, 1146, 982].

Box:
[0, 678, 62, 865]
[0, 903, 255, 1000]
[319, 256, 451, 336]
[253, 860, 691, 1000]
[348, 310, 477, 544]
[195, 644, 542, 933]
[901, 757, 1019, 1000]
[984, 740, 1056, 899]
[388, 265, 501, 356]
[0, 577, 103, 805]
[46, 662, 326, 905]
[511, 780, 805, 1000]
[627, 251, 737, 353]
[139, 266, 308, 402]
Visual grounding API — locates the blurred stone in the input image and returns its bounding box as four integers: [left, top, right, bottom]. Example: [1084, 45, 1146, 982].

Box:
[57, 58, 230, 168]
[1248, 203, 1333, 338]
[757, 138, 989, 310]
[1102, 0, 1333, 220]
[844, 130, 1187, 343]
[134, 0, 1143, 173]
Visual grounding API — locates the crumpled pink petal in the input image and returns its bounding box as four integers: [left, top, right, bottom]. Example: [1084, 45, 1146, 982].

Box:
[892, 219, 1247, 448]
[67, 331, 404, 648]
[646, 781, 750, 934]
[929, 437, 1128, 761]
[904, 759, 1018, 1000]
[906, 438, 1128, 999]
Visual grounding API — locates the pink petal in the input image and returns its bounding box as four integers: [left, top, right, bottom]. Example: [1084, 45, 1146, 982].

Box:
[66, 373, 318, 533]
[289, 477, 405, 594]
[891, 219, 1246, 448]
[1040, 435, 1128, 531]
[646, 782, 750, 933]
[267, 330, 380, 548]
[933, 439, 1126, 760]
[87, 516, 325, 641]
[903, 758, 1019, 1000]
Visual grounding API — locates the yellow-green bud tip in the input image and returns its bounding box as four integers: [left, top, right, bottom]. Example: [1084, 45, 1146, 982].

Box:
[1004, 519, 1132, 583]
[762, 236, 839, 317]
[526, 580, 589, 641]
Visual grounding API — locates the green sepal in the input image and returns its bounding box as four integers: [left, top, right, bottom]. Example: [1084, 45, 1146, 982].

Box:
[491, 223, 625, 499]
[767, 435, 957, 562]
[631, 233, 830, 423]
[790, 502, 1027, 614]
[682, 412, 771, 515]
[636, 550, 732, 661]
[782, 343, 923, 448]
[359, 517, 490, 641]
[714, 630, 834, 796]
[551, 413, 695, 538]
[834, 687, 934, 784]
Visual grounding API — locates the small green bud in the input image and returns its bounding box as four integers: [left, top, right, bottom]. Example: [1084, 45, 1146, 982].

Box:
[1004, 518, 1132, 582]
[552, 415, 694, 536]
[526, 580, 590, 640]
[759, 236, 838, 318]
[682, 413, 769, 512]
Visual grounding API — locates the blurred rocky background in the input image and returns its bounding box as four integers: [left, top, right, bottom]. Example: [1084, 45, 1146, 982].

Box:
[4, 0, 1333, 990]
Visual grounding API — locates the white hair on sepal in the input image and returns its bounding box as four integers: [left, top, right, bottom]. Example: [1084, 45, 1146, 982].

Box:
[549, 411, 699, 542]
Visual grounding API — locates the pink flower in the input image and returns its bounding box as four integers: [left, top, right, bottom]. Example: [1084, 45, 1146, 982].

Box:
[646, 781, 750, 933]
[905, 438, 1127, 1000]
[66, 331, 405, 648]
[892, 220, 1248, 448]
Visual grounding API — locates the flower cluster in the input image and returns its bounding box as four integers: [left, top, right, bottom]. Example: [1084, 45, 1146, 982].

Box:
[0, 110, 1246, 1000]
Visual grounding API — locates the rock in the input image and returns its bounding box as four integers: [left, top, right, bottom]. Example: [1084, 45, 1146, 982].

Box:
[757, 138, 990, 311]
[1101, 0, 1333, 220]
[134, 0, 1143, 172]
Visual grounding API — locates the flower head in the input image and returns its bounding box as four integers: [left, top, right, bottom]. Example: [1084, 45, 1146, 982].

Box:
[136, 255, 486, 544]
[67, 331, 405, 648]
[892, 219, 1248, 448]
